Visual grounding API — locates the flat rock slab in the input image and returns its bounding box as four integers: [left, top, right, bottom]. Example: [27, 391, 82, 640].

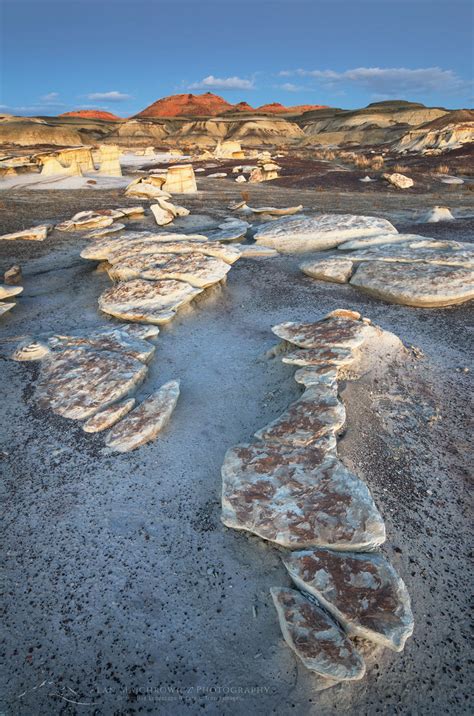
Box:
[86, 223, 126, 239]
[0, 224, 52, 241]
[294, 366, 339, 387]
[107, 252, 231, 288]
[254, 385, 345, 447]
[283, 549, 414, 652]
[83, 397, 136, 433]
[105, 380, 180, 453]
[337, 233, 433, 251]
[222, 442, 385, 550]
[233, 244, 280, 258]
[350, 245, 474, 269]
[254, 214, 397, 253]
[0, 285, 23, 299]
[81, 231, 208, 260]
[0, 302, 15, 316]
[246, 204, 303, 217]
[272, 316, 369, 350]
[206, 226, 248, 243]
[48, 328, 155, 364]
[271, 588, 366, 680]
[301, 258, 354, 283]
[99, 279, 202, 324]
[350, 261, 474, 307]
[282, 345, 355, 367]
[105, 240, 241, 265]
[36, 347, 147, 420]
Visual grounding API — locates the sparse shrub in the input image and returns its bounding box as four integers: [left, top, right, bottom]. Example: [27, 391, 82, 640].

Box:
[370, 155, 385, 171]
[434, 164, 450, 174]
[393, 164, 409, 173]
[353, 154, 370, 169]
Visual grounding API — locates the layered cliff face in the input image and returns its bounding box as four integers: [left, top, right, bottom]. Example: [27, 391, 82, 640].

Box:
[0, 119, 84, 147]
[301, 101, 449, 146]
[393, 110, 474, 153]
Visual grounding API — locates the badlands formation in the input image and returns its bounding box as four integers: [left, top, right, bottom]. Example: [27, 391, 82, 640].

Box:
[0, 91, 472, 713]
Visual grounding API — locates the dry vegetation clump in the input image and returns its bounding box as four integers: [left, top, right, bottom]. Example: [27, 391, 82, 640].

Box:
[370, 155, 385, 171]
[312, 148, 337, 161]
[393, 164, 410, 173]
[434, 164, 450, 174]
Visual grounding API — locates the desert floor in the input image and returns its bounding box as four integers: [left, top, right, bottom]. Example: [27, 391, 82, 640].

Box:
[0, 178, 472, 715]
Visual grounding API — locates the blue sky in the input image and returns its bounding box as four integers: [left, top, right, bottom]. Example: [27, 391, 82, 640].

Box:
[0, 0, 472, 116]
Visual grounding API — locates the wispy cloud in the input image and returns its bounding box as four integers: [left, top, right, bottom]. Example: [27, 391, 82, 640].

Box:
[40, 92, 60, 103]
[277, 82, 304, 92]
[188, 75, 255, 91]
[84, 91, 131, 101]
[279, 67, 468, 96]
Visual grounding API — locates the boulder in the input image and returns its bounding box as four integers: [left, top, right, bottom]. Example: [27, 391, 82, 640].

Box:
[125, 176, 172, 200]
[105, 380, 180, 453]
[40, 156, 81, 177]
[222, 443, 385, 550]
[4, 264, 22, 284]
[420, 206, 454, 223]
[98, 144, 122, 177]
[350, 261, 474, 307]
[98, 278, 203, 324]
[83, 398, 136, 433]
[57, 147, 94, 173]
[254, 214, 398, 252]
[235, 175, 246, 183]
[214, 140, 244, 159]
[383, 172, 414, 189]
[271, 588, 366, 681]
[162, 164, 197, 194]
[107, 252, 231, 288]
[283, 549, 414, 652]
[150, 203, 174, 226]
[0, 224, 52, 241]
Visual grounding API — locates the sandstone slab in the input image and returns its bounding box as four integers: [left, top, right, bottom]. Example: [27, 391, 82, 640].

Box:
[0, 302, 15, 316]
[150, 203, 174, 226]
[254, 214, 397, 253]
[301, 258, 354, 283]
[99, 278, 202, 324]
[254, 385, 345, 447]
[222, 443, 385, 550]
[47, 328, 156, 364]
[271, 588, 366, 680]
[350, 261, 474, 307]
[36, 347, 147, 420]
[107, 252, 231, 288]
[0, 224, 52, 241]
[80, 231, 208, 260]
[83, 398, 136, 433]
[272, 316, 369, 350]
[282, 346, 355, 367]
[0, 284, 23, 299]
[105, 240, 240, 265]
[337, 233, 431, 251]
[105, 380, 180, 452]
[283, 549, 414, 651]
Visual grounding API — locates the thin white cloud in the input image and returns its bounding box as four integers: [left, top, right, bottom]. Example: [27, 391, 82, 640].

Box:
[40, 92, 60, 103]
[279, 67, 467, 96]
[188, 75, 255, 91]
[278, 82, 304, 92]
[85, 91, 131, 101]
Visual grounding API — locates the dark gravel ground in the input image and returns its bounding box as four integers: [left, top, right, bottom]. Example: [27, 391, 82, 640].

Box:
[0, 176, 473, 715]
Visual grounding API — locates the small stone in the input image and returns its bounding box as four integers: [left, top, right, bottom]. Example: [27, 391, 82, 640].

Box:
[383, 172, 414, 189]
[4, 265, 22, 284]
[0, 284, 23, 300]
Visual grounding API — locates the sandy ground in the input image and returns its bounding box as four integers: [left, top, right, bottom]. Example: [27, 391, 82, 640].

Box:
[0, 177, 473, 715]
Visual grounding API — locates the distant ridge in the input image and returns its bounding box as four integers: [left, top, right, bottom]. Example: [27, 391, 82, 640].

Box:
[59, 110, 122, 120]
[133, 92, 327, 118]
